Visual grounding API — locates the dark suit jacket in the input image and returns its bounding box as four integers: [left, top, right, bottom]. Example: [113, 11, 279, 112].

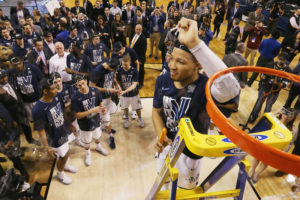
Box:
[103, 14, 114, 27]
[122, 10, 135, 24]
[71, 6, 86, 15]
[131, 33, 147, 63]
[167, 1, 180, 11]
[180, 1, 192, 10]
[149, 14, 165, 34]
[132, 16, 147, 30]
[83, 0, 94, 19]
[227, 7, 243, 22]
[60, 6, 70, 17]
[43, 41, 55, 59]
[244, 11, 264, 30]
[10, 7, 30, 28]
[27, 49, 52, 74]
[93, 7, 104, 21]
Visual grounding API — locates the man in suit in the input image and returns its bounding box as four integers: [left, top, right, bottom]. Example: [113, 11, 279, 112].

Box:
[27, 38, 53, 75]
[71, 0, 86, 16]
[104, 7, 114, 28]
[167, 0, 180, 11]
[242, 6, 264, 42]
[180, 0, 192, 11]
[225, 18, 241, 54]
[130, 24, 147, 88]
[122, 3, 135, 42]
[133, 7, 147, 34]
[83, 0, 94, 19]
[59, 1, 70, 17]
[43, 32, 55, 60]
[223, 42, 248, 88]
[225, 2, 243, 39]
[149, 7, 165, 60]
[10, 1, 30, 28]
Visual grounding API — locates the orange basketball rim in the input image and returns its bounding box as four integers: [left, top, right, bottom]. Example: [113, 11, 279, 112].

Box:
[206, 66, 300, 177]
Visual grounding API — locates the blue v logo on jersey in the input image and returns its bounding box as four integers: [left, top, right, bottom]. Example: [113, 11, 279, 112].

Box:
[163, 96, 191, 132]
[49, 102, 64, 128]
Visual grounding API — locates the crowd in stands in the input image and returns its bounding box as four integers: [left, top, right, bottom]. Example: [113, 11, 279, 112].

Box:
[0, 0, 299, 196]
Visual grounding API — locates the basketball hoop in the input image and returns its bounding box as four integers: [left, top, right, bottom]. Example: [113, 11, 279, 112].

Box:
[206, 66, 300, 177]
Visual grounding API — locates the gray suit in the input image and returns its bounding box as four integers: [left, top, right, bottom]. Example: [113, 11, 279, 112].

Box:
[223, 53, 248, 87]
[244, 12, 264, 31]
[242, 11, 264, 42]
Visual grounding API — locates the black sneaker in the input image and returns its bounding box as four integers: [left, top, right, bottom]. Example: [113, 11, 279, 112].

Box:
[274, 170, 286, 177]
[111, 129, 116, 134]
[109, 136, 116, 149]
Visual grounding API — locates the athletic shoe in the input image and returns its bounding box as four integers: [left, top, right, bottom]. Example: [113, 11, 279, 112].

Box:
[57, 172, 72, 185]
[21, 182, 30, 191]
[274, 170, 286, 177]
[124, 119, 130, 129]
[85, 153, 91, 166]
[75, 139, 85, 148]
[111, 129, 116, 134]
[292, 185, 300, 192]
[131, 111, 137, 120]
[64, 164, 78, 173]
[138, 118, 145, 128]
[95, 144, 109, 156]
[122, 114, 127, 119]
[109, 136, 116, 149]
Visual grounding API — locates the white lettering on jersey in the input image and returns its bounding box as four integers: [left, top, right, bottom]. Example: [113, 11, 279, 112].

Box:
[17, 75, 34, 94]
[49, 102, 64, 128]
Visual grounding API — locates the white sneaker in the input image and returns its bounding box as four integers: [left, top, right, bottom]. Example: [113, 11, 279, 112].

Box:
[75, 139, 85, 148]
[131, 111, 137, 119]
[57, 172, 72, 185]
[122, 114, 127, 119]
[95, 144, 109, 156]
[21, 182, 30, 191]
[138, 118, 145, 128]
[64, 164, 78, 173]
[85, 153, 91, 166]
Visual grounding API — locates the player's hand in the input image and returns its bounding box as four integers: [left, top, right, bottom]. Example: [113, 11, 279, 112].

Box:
[92, 61, 98, 66]
[178, 18, 201, 49]
[121, 90, 126, 95]
[99, 106, 106, 115]
[64, 67, 74, 74]
[155, 136, 172, 153]
[36, 55, 41, 63]
[46, 147, 56, 159]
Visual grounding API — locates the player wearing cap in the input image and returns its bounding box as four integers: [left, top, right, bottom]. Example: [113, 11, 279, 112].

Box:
[84, 34, 109, 67]
[7, 54, 43, 122]
[12, 33, 32, 59]
[32, 75, 78, 185]
[90, 58, 120, 149]
[64, 26, 82, 51]
[66, 41, 92, 80]
[71, 75, 109, 166]
[153, 18, 240, 190]
[116, 54, 145, 129]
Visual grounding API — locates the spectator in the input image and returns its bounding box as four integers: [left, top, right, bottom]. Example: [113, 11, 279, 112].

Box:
[0, 29, 14, 48]
[10, 1, 30, 28]
[49, 42, 72, 84]
[71, 0, 85, 16]
[43, 32, 56, 58]
[247, 30, 281, 87]
[283, 62, 300, 110]
[83, 0, 93, 19]
[167, 0, 180, 11]
[180, 0, 192, 11]
[244, 21, 268, 66]
[130, 24, 147, 88]
[59, 1, 70, 17]
[56, 22, 70, 43]
[111, 13, 126, 46]
[122, 3, 135, 42]
[223, 42, 248, 88]
[213, 2, 226, 39]
[95, 16, 111, 51]
[103, 7, 114, 28]
[64, 26, 82, 51]
[286, 8, 300, 37]
[242, 6, 264, 42]
[267, 3, 283, 33]
[225, 18, 240, 54]
[93, 0, 104, 22]
[225, 2, 243, 39]
[149, 7, 165, 60]
[281, 32, 300, 62]
[75, 13, 95, 40]
[23, 22, 41, 46]
[249, 53, 291, 123]
[12, 33, 32, 59]
[110, 0, 122, 17]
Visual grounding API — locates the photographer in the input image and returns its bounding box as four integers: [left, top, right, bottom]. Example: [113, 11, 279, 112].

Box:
[267, 3, 283, 32]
